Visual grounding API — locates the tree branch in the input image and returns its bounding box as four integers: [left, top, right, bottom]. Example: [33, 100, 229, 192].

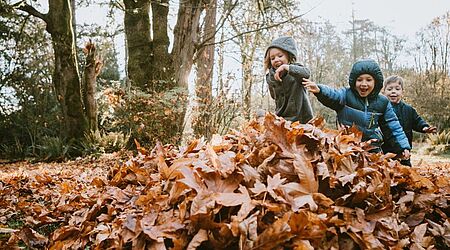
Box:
[203, 13, 306, 47]
[13, 0, 48, 23]
[195, 0, 238, 50]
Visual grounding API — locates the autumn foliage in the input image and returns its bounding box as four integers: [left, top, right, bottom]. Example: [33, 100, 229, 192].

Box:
[1, 113, 449, 249]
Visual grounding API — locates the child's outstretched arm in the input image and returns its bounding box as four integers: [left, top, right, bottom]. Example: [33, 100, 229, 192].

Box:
[402, 149, 410, 160]
[303, 79, 346, 111]
[273, 64, 311, 82]
[411, 106, 437, 133]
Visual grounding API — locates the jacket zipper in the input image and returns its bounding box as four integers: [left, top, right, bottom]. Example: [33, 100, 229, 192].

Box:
[365, 98, 374, 128]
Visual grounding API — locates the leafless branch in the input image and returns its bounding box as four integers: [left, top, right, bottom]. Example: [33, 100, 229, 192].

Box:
[203, 13, 306, 47]
[13, 0, 48, 23]
[196, 0, 238, 49]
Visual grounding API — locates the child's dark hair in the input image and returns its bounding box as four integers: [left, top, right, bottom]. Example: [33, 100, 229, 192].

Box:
[263, 48, 296, 72]
[384, 75, 404, 89]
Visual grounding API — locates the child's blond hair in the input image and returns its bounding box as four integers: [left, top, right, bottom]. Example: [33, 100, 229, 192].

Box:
[384, 75, 405, 90]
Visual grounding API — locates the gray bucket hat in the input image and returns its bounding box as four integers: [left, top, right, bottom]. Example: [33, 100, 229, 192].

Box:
[265, 36, 298, 60]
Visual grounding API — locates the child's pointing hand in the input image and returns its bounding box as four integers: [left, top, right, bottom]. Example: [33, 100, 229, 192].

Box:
[274, 64, 289, 81]
[302, 78, 320, 94]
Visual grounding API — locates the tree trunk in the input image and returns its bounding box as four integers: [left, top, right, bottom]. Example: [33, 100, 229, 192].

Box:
[172, 0, 203, 89]
[151, 0, 173, 90]
[193, 0, 217, 139]
[241, 49, 254, 119]
[240, 31, 261, 120]
[122, 0, 207, 144]
[82, 41, 102, 132]
[217, 29, 225, 93]
[228, 1, 264, 120]
[123, 0, 153, 91]
[168, 0, 204, 140]
[70, 0, 76, 42]
[18, 0, 87, 141]
[47, 0, 86, 140]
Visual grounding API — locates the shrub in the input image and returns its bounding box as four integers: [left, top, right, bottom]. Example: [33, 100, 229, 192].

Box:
[34, 136, 72, 162]
[427, 130, 450, 145]
[0, 137, 26, 160]
[420, 130, 450, 155]
[191, 91, 244, 141]
[81, 130, 130, 156]
[100, 86, 187, 148]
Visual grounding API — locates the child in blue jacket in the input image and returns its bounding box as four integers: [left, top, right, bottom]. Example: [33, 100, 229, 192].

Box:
[381, 75, 437, 166]
[302, 59, 410, 157]
[264, 36, 314, 123]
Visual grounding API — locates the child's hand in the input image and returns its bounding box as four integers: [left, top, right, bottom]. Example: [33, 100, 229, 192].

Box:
[274, 64, 289, 81]
[302, 78, 320, 93]
[402, 149, 410, 160]
[362, 138, 378, 148]
[423, 126, 437, 133]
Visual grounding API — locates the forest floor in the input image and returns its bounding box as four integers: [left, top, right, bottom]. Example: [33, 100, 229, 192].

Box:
[0, 147, 449, 185]
[0, 150, 449, 178]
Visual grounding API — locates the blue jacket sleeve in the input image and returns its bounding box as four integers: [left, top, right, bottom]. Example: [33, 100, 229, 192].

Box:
[384, 102, 411, 150]
[314, 85, 346, 111]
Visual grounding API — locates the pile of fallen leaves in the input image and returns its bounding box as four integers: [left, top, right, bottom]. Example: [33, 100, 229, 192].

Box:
[1, 113, 449, 249]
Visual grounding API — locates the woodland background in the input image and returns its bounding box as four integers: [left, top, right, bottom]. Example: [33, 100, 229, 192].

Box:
[1, 0, 450, 161]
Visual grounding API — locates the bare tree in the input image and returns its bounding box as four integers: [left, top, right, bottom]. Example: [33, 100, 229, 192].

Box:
[192, 0, 217, 138]
[295, 19, 351, 124]
[408, 12, 450, 128]
[374, 27, 405, 73]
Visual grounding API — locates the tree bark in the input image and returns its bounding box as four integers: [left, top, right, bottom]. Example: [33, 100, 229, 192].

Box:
[82, 41, 102, 132]
[18, 0, 87, 141]
[241, 35, 257, 120]
[48, 0, 86, 140]
[172, 0, 203, 89]
[151, 0, 173, 90]
[193, 0, 217, 138]
[123, 0, 153, 91]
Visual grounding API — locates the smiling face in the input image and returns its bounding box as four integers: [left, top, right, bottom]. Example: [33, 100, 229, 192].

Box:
[355, 74, 375, 97]
[268, 48, 289, 69]
[384, 80, 403, 104]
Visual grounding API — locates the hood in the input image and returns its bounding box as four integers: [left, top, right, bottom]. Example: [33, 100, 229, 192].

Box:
[265, 36, 298, 60]
[348, 59, 384, 98]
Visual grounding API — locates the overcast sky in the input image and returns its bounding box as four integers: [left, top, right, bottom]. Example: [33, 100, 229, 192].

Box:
[299, 0, 449, 39]
[72, 0, 449, 78]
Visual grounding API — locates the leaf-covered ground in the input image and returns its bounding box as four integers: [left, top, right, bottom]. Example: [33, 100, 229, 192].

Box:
[1, 114, 449, 249]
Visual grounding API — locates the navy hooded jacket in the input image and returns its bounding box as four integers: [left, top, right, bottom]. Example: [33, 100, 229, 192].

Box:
[381, 100, 429, 153]
[314, 59, 411, 151]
